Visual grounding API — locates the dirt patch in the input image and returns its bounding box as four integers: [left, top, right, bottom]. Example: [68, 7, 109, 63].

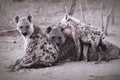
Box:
[89, 75, 120, 80]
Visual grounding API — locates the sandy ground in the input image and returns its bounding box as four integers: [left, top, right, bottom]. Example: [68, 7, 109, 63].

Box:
[0, 0, 120, 80]
[0, 36, 120, 80]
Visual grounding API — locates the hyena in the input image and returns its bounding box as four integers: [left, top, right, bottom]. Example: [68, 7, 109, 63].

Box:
[10, 15, 60, 71]
[46, 24, 78, 61]
[46, 25, 66, 60]
[58, 14, 110, 64]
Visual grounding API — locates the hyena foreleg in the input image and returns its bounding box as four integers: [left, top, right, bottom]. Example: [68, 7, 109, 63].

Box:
[83, 44, 90, 62]
[73, 35, 81, 61]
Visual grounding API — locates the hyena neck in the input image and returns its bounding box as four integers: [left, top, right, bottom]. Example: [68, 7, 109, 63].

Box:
[29, 25, 40, 38]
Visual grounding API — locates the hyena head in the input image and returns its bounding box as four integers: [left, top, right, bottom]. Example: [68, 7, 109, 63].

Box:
[59, 14, 80, 35]
[46, 25, 66, 46]
[14, 15, 34, 38]
[59, 14, 72, 36]
[60, 14, 80, 27]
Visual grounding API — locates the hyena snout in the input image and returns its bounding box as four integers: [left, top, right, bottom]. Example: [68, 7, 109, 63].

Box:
[21, 29, 29, 36]
[52, 36, 62, 46]
[22, 32, 28, 36]
[20, 26, 30, 36]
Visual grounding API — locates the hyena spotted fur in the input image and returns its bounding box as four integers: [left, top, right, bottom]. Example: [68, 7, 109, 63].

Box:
[10, 15, 60, 71]
[57, 14, 109, 64]
[46, 25, 77, 61]
[46, 25, 66, 60]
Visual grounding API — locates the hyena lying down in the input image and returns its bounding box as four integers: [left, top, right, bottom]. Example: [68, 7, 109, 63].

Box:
[10, 15, 60, 71]
[46, 25, 67, 60]
[46, 25, 77, 61]
[47, 14, 110, 64]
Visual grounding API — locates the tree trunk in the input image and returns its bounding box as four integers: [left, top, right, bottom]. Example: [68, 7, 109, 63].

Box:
[63, 0, 68, 14]
[84, 0, 90, 11]
[104, 9, 112, 35]
[101, 0, 104, 31]
[68, 0, 77, 16]
[79, 0, 86, 23]
[0, 0, 1, 9]
[0, 0, 3, 10]
[111, 0, 115, 25]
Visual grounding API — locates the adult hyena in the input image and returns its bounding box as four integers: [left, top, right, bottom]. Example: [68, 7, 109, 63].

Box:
[10, 15, 60, 71]
[45, 25, 66, 60]
[58, 14, 110, 64]
[46, 24, 78, 61]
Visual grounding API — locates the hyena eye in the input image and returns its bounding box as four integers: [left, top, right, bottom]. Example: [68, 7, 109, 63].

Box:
[67, 19, 70, 21]
[26, 26, 29, 28]
[61, 28, 64, 32]
[52, 36, 55, 39]
[20, 26, 23, 29]
[58, 37, 61, 39]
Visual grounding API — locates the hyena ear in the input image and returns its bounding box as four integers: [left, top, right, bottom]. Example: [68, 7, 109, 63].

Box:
[65, 14, 70, 21]
[14, 16, 19, 24]
[65, 13, 69, 20]
[27, 15, 33, 23]
[46, 27, 52, 33]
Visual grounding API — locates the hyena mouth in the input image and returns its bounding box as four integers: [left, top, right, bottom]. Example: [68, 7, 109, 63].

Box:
[22, 32, 28, 36]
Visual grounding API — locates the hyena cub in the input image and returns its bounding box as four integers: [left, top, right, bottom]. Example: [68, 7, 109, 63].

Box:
[10, 15, 59, 71]
[59, 14, 110, 64]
